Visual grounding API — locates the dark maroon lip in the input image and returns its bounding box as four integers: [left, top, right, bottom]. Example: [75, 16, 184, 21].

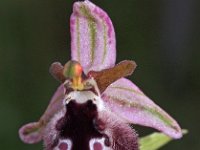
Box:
[54, 100, 106, 150]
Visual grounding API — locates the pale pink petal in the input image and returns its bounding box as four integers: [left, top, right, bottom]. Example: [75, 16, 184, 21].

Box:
[102, 78, 182, 139]
[19, 85, 65, 144]
[70, 0, 116, 74]
[39, 84, 65, 124]
[19, 122, 42, 144]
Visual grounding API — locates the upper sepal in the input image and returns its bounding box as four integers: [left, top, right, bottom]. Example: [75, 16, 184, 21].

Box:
[70, 0, 116, 74]
[102, 78, 182, 139]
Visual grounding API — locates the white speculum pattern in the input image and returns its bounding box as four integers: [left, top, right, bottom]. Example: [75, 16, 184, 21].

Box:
[64, 90, 105, 112]
[53, 139, 72, 150]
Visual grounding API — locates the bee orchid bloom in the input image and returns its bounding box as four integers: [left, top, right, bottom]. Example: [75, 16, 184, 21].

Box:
[19, 1, 182, 150]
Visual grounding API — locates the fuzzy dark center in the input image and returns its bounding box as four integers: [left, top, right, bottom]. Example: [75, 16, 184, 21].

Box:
[55, 100, 106, 150]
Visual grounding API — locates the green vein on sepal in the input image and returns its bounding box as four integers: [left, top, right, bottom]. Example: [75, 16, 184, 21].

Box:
[139, 130, 188, 150]
[109, 95, 173, 128]
[102, 23, 107, 63]
[79, 4, 96, 65]
[76, 17, 81, 62]
[109, 86, 178, 128]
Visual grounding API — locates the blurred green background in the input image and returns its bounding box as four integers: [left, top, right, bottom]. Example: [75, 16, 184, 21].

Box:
[0, 0, 199, 149]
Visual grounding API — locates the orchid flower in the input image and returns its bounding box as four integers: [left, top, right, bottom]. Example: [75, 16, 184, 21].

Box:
[19, 1, 183, 150]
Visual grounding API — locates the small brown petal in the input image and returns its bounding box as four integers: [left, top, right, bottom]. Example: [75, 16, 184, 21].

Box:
[88, 60, 137, 93]
[49, 62, 66, 82]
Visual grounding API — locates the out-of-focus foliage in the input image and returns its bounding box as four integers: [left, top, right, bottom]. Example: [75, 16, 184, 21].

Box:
[139, 130, 188, 150]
